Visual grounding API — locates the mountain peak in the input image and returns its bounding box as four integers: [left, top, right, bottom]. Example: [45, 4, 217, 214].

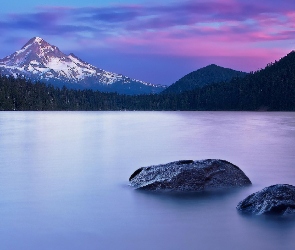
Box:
[0, 37, 166, 94]
[203, 64, 227, 70]
[30, 36, 44, 44]
[162, 64, 247, 94]
[0, 37, 65, 68]
[21, 36, 49, 49]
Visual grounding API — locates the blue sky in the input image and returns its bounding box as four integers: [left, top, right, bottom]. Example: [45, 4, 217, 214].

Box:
[0, 0, 163, 13]
[1, 0, 294, 85]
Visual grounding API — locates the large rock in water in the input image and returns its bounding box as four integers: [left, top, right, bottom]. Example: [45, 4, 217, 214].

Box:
[129, 159, 251, 191]
[237, 184, 295, 215]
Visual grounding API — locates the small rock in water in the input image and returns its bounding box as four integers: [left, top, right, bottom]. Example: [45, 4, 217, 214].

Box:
[129, 159, 251, 192]
[237, 184, 295, 215]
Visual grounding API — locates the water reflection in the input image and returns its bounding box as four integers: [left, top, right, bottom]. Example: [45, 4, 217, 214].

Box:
[0, 111, 295, 250]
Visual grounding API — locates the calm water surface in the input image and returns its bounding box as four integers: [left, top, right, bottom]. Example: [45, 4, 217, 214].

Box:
[0, 111, 294, 250]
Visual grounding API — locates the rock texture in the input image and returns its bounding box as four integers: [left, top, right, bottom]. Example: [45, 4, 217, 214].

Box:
[237, 184, 295, 215]
[129, 159, 251, 191]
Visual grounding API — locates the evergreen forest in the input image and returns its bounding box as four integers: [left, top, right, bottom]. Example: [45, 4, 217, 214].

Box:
[1, 51, 295, 111]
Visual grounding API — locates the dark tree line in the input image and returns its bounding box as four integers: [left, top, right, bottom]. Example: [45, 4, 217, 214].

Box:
[0, 76, 131, 111]
[1, 51, 295, 111]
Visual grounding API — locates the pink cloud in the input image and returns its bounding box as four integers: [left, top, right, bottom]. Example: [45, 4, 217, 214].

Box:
[0, 0, 294, 76]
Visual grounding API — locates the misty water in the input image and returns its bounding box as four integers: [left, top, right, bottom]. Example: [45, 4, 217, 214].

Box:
[0, 111, 295, 250]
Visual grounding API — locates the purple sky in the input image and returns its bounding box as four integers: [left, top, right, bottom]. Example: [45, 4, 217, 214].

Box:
[1, 0, 294, 85]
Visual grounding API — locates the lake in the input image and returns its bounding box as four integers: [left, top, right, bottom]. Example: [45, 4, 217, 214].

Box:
[0, 111, 294, 250]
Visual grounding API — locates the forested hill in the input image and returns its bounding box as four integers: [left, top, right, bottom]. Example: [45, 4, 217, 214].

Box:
[0, 51, 295, 111]
[162, 64, 247, 94]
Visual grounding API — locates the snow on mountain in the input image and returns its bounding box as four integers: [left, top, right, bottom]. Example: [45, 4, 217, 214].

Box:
[0, 37, 166, 94]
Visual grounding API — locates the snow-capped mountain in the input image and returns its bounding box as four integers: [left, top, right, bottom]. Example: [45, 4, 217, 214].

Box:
[0, 37, 166, 94]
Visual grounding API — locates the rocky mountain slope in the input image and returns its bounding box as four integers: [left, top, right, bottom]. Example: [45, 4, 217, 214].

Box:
[0, 37, 166, 95]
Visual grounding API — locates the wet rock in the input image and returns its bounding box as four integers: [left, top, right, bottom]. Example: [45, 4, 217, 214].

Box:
[129, 159, 251, 191]
[237, 184, 295, 215]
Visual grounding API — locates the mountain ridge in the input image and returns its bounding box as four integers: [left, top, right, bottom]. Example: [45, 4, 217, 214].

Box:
[163, 64, 247, 94]
[0, 50, 294, 110]
[0, 37, 166, 95]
